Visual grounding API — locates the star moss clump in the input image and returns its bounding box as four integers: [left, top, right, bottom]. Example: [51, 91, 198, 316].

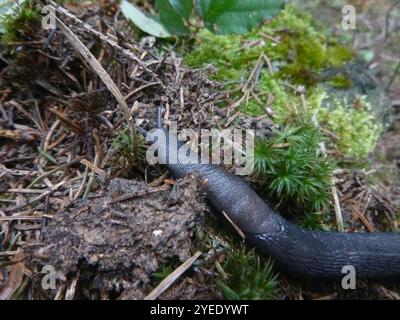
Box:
[252, 121, 334, 213]
[216, 246, 280, 300]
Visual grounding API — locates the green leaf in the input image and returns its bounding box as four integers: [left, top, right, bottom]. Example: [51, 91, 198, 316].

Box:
[195, 0, 213, 18]
[156, 0, 190, 35]
[120, 0, 171, 38]
[196, 0, 284, 34]
[169, 0, 193, 20]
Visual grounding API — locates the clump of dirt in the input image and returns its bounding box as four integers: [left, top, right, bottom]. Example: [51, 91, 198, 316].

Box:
[24, 173, 206, 299]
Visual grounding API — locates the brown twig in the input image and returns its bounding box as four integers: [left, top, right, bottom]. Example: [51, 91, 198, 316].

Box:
[331, 178, 344, 232]
[144, 251, 202, 300]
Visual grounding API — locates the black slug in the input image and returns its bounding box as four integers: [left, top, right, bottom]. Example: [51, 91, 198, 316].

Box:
[143, 120, 400, 280]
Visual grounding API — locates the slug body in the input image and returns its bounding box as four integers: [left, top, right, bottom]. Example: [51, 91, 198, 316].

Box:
[148, 127, 400, 280]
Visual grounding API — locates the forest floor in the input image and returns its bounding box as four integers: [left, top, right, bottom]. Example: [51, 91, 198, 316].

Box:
[0, 0, 400, 300]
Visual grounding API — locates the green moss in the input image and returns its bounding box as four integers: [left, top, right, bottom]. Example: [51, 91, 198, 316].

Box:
[241, 100, 264, 116]
[252, 121, 335, 213]
[186, 30, 256, 81]
[298, 212, 329, 230]
[216, 246, 279, 300]
[195, 215, 281, 300]
[186, 5, 354, 86]
[185, 5, 380, 160]
[327, 74, 353, 89]
[152, 264, 175, 281]
[270, 14, 328, 84]
[257, 73, 293, 120]
[1, 1, 41, 44]
[184, 5, 356, 122]
[326, 43, 355, 67]
[318, 99, 382, 159]
[111, 128, 147, 167]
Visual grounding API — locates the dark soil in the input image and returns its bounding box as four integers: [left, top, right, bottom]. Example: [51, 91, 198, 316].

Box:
[25, 173, 206, 299]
